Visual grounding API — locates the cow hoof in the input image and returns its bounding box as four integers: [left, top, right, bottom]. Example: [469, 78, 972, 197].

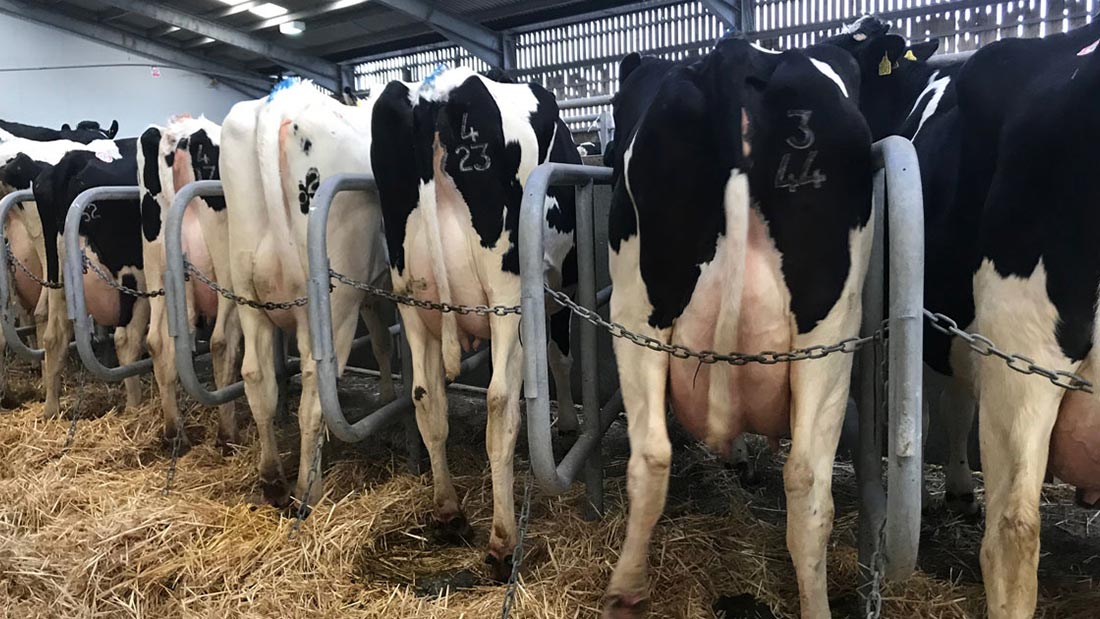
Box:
[261, 478, 292, 509]
[602, 593, 649, 619]
[162, 432, 193, 456]
[215, 431, 241, 457]
[732, 461, 762, 487]
[1075, 488, 1100, 509]
[484, 552, 514, 582]
[713, 593, 777, 619]
[945, 491, 982, 522]
[432, 513, 475, 546]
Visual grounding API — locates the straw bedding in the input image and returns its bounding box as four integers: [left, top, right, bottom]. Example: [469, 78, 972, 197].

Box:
[1, 360, 1098, 618]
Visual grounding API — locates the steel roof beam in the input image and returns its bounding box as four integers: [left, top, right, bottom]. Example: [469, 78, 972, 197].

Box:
[93, 0, 341, 90]
[700, 0, 754, 33]
[0, 0, 271, 98]
[371, 0, 506, 69]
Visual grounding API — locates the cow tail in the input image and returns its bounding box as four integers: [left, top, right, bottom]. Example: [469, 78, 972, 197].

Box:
[420, 169, 462, 380]
[701, 165, 751, 454]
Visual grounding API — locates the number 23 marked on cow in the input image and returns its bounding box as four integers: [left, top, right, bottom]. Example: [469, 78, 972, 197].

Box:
[456, 113, 491, 172]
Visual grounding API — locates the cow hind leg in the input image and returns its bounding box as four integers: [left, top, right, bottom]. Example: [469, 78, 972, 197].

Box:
[978, 363, 1061, 619]
[115, 297, 150, 411]
[785, 315, 861, 619]
[42, 288, 71, 419]
[239, 307, 288, 507]
[942, 378, 979, 517]
[400, 303, 466, 541]
[604, 248, 672, 617]
[548, 307, 577, 435]
[146, 296, 184, 447]
[212, 298, 243, 451]
[359, 302, 396, 401]
[484, 312, 524, 581]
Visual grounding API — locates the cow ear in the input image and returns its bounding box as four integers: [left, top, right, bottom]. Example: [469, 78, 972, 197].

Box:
[108, 120, 119, 138]
[863, 33, 906, 76]
[907, 40, 939, 63]
[619, 52, 642, 82]
[61, 124, 71, 131]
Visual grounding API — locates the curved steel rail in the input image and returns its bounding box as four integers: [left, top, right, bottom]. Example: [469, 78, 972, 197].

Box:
[0, 188, 44, 361]
[519, 162, 620, 515]
[62, 185, 152, 380]
[163, 179, 247, 405]
[307, 174, 423, 444]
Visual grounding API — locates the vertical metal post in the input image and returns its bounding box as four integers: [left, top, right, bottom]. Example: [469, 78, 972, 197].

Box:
[597, 110, 613, 157]
[878, 136, 925, 579]
[858, 168, 888, 606]
[739, 0, 756, 33]
[574, 180, 603, 518]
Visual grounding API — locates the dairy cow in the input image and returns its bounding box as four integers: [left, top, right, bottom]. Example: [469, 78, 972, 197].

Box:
[219, 81, 395, 509]
[821, 16, 980, 517]
[834, 16, 1100, 619]
[371, 67, 581, 579]
[138, 116, 238, 449]
[0, 119, 119, 144]
[32, 139, 151, 419]
[0, 138, 127, 364]
[604, 36, 872, 617]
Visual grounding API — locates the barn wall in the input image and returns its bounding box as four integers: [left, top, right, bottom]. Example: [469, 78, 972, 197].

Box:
[0, 13, 246, 138]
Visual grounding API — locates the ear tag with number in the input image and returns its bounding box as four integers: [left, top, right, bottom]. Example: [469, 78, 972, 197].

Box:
[878, 52, 893, 76]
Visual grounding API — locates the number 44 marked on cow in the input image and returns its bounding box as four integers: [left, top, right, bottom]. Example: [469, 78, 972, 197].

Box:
[775, 109, 826, 192]
[457, 113, 491, 173]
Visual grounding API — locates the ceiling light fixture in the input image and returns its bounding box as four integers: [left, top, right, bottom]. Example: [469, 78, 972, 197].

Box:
[216, 0, 250, 5]
[279, 20, 305, 36]
[249, 3, 288, 19]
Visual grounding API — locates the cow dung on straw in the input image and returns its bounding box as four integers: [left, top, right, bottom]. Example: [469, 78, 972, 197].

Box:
[1, 364, 1097, 618]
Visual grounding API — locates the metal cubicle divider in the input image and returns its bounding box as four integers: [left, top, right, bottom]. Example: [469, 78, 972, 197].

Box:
[0, 188, 45, 361]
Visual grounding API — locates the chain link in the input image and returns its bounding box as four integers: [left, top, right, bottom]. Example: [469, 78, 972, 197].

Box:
[61, 413, 79, 453]
[290, 427, 326, 538]
[500, 472, 532, 619]
[330, 269, 521, 316]
[5, 244, 63, 289]
[163, 429, 183, 496]
[860, 520, 886, 619]
[924, 310, 1093, 393]
[186, 259, 308, 311]
[82, 254, 164, 298]
[545, 286, 879, 365]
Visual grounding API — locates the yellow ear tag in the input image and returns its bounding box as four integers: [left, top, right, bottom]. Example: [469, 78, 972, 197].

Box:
[904, 49, 918, 61]
[878, 52, 892, 76]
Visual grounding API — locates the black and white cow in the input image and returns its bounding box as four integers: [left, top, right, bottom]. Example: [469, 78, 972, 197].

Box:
[833, 16, 1100, 619]
[33, 139, 150, 419]
[821, 15, 981, 518]
[371, 67, 581, 580]
[0, 138, 127, 367]
[138, 115, 241, 450]
[219, 81, 395, 509]
[0, 118, 119, 144]
[604, 36, 872, 617]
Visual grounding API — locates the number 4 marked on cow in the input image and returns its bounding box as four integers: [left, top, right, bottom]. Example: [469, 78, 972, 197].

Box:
[460, 113, 480, 142]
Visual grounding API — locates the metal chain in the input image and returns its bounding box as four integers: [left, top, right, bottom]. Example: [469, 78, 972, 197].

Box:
[861, 520, 886, 619]
[330, 269, 521, 316]
[61, 413, 79, 453]
[185, 259, 308, 311]
[290, 426, 326, 538]
[82, 254, 164, 298]
[546, 286, 878, 365]
[924, 310, 1093, 393]
[5, 245, 63, 289]
[163, 428, 183, 496]
[501, 472, 532, 619]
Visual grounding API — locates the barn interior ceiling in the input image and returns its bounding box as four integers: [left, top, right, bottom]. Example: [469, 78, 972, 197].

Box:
[0, 0, 742, 97]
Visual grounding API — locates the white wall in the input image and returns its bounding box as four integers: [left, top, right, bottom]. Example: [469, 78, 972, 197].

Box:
[0, 13, 247, 138]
